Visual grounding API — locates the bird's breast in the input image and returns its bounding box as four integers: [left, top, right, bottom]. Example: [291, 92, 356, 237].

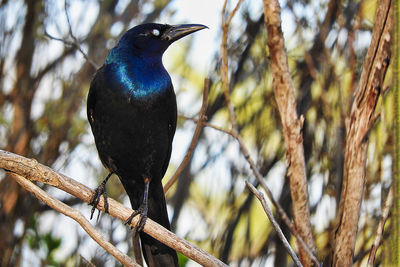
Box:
[107, 62, 172, 103]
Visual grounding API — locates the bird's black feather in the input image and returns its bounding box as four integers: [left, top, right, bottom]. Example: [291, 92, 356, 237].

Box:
[87, 23, 206, 267]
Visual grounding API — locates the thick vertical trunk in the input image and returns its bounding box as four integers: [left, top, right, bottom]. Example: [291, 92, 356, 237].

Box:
[0, 1, 39, 265]
[332, 0, 393, 265]
[262, 0, 316, 265]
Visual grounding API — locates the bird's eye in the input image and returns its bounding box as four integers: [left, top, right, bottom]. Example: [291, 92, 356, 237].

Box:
[152, 29, 160, 36]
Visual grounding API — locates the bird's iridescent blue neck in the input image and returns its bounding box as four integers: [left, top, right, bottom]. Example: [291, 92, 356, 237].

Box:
[105, 45, 171, 101]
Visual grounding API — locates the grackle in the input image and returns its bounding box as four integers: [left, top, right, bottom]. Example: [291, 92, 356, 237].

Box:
[87, 23, 207, 267]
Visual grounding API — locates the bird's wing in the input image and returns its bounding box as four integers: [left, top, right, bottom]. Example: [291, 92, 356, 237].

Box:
[87, 66, 105, 127]
[161, 87, 177, 179]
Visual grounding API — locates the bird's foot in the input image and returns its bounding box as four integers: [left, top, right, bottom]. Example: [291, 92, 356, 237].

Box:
[124, 202, 148, 235]
[90, 184, 109, 221]
[89, 172, 114, 221]
[125, 177, 150, 235]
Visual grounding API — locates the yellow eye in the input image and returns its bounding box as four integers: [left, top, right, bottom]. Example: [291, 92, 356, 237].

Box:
[152, 29, 160, 36]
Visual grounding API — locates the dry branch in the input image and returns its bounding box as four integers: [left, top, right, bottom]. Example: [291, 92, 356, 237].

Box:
[183, 114, 320, 265]
[262, 0, 316, 265]
[164, 78, 210, 193]
[44, 0, 99, 69]
[219, 0, 319, 265]
[0, 150, 227, 267]
[332, 0, 393, 265]
[367, 186, 394, 266]
[8, 172, 137, 267]
[245, 181, 302, 267]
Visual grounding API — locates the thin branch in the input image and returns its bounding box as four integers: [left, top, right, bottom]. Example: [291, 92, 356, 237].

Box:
[179, 115, 233, 136]
[42, 0, 99, 69]
[246, 181, 302, 267]
[44, 30, 99, 69]
[64, 0, 99, 69]
[80, 255, 96, 267]
[8, 172, 138, 267]
[181, 113, 320, 265]
[220, 0, 241, 133]
[0, 150, 228, 267]
[44, 31, 74, 45]
[64, 0, 74, 37]
[224, 0, 243, 27]
[367, 186, 394, 266]
[164, 78, 210, 193]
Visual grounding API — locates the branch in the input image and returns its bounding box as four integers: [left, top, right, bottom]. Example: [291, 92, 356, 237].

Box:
[43, 0, 99, 69]
[245, 181, 302, 267]
[220, 0, 242, 133]
[8, 172, 138, 267]
[333, 0, 393, 265]
[44, 31, 99, 70]
[164, 78, 210, 193]
[179, 116, 233, 136]
[63, 0, 99, 69]
[367, 186, 394, 266]
[0, 150, 227, 267]
[219, 1, 319, 265]
[181, 113, 320, 266]
[222, 0, 243, 27]
[262, 0, 316, 265]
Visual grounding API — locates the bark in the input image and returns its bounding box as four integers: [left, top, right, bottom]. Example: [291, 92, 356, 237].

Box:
[387, 0, 400, 263]
[262, 0, 316, 265]
[332, 0, 393, 266]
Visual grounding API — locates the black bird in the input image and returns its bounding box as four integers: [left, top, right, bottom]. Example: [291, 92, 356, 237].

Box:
[87, 23, 207, 267]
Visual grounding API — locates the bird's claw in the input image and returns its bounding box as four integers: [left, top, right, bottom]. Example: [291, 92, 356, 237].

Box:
[125, 203, 148, 235]
[89, 183, 109, 221]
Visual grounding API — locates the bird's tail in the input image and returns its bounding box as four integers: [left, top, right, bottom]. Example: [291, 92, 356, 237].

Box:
[131, 182, 178, 267]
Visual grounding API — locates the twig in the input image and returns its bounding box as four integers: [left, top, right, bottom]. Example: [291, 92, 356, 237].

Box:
[0, 150, 228, 267]
[164, 78, 210, 193]
[367, 186, 394, 266]
[80, 255, 96, 267]
[178, 115, 233, 136]
[63, 0, 99, 69]
[8, 172, 138, 267]
[43, 0, 99, 69]
[246, 181, 302, 267]
[44, 30, 99, 70]
[220, 0, 242, 133]
[223, 0, 243, 27]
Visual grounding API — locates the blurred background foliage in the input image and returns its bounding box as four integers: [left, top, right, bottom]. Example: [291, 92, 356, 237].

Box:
[0, 0, 393, 266]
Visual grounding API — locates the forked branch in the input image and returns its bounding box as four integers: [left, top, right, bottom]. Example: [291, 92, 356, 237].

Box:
[0, 150, 227, 267]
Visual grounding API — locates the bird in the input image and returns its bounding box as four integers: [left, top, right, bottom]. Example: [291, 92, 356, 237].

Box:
[87, 23, 207, 267]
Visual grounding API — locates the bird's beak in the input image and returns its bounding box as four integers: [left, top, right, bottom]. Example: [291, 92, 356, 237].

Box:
[162, 24, 208, 43]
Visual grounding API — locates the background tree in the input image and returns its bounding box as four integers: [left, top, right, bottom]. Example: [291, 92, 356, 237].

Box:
[0, 0, 394, 266]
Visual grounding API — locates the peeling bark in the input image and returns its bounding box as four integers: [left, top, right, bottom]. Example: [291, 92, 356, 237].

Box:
[332, 0, 393, 266]
[262, 0, 316, 265]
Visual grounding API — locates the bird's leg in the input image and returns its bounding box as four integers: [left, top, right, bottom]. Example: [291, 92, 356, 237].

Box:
[125, 177, 150, 234]
[90, 171, 114, 220]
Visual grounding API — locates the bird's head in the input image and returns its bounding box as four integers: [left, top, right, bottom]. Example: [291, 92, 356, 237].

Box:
[118, 23, 208, 57]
